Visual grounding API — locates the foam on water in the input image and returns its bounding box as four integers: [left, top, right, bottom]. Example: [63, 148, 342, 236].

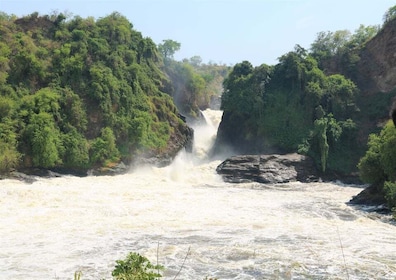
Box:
[1, 110, 396, 279]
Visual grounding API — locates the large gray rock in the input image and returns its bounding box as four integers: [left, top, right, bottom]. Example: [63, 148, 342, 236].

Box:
[216, 153, 319, 184]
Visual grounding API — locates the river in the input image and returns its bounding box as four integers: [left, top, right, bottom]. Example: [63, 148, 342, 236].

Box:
[1, 109, 395, 280]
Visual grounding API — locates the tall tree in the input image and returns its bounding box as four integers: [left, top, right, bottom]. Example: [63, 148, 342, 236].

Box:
[383, 5, 396, 24]
[158, 39, 181, 60]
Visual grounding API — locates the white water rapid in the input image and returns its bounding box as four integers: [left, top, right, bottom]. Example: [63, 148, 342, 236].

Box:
[1, 109, 396, 280]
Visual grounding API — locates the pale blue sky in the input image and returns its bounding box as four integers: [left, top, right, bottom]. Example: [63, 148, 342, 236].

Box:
[1, 0, 394, 65]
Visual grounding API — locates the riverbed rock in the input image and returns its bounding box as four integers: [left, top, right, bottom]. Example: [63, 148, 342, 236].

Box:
[132, 117, 194, 168]
[349, 184, 387, 206]
[216, 153, 319, 184]
[88, 161, 129, 176]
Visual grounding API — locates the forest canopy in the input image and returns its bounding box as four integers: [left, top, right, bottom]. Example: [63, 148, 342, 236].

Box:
[0, 11, 228, 174]
[217, 14, 395, 175]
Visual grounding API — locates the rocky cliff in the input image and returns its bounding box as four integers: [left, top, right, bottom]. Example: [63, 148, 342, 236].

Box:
[213, 17, 396, 179]
[353, 17, 396, 141]
[356, 18, 396, 94]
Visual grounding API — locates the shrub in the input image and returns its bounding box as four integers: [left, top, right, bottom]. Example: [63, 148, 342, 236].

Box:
[358, 120, 396, 210]
[90, 127, 120, 166]
[112, 252, 163, 280]
[384, 181, 396, 210]
[0, 141, 20, 173]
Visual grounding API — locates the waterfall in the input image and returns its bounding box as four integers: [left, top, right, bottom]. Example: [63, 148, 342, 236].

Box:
[1, 108, 396, 280]
[164, 108, 223, 182]
[191, 108, 223, 162]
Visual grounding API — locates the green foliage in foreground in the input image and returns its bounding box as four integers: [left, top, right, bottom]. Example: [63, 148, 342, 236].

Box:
[74, 252, 163, 280]
[112, 252, 163, 280]
[358, 120, 396, 211]
[73, 251, 219, 280]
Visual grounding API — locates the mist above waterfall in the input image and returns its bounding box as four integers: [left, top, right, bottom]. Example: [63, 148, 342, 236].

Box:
[190, 109, 223, 162]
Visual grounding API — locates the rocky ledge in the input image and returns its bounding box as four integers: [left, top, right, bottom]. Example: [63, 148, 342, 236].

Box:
[216, 153, 319, 184]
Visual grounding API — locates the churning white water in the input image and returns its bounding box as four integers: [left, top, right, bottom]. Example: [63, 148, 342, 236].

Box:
[1, 109, 396, 280]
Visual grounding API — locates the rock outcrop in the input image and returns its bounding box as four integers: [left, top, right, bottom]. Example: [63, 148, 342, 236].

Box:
[216, 153, 319, 184]
[133, 120, 194, 167]
[349, 184, 387, 206]
[356, 18, 396, 94]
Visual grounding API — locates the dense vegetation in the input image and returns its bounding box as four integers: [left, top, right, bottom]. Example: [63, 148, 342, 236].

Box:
[358, 120, 396, 212]
[0, 12, 226, 174]
[158, 39, 229, 121]
[217, 15, 396, 176]
[219, 46, 360, 173]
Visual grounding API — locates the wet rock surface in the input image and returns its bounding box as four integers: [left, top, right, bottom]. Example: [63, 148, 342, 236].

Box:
[216, 153, 319, 184]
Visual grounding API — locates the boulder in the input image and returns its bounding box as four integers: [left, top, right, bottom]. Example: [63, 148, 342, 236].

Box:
[348, 184, 387, 206]
[216, 153, 319, 184]
[88, 161, 128, 176]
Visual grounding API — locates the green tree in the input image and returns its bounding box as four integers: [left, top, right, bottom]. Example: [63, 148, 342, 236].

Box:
[358, 121, 396, 209]
[59, 88, 88, 133]
[25, 112, 62, 168]
[0, 42, 11, 84]
[96, 12, 133, 47]
[357, 133, 385, 185]
[347, 24, 380, 49]
[310, 30, 351, 61]
[384, 181, 396, 211]
[33, 87, 61, 115]
[383, 5, 396, 24]
[0, 119, 20, 173]
[221, 61, 254, 113]
[188, 55, 202, 67]
[276, 45, 308, 90]
[324, 74, 358, 119]
[314, 117, 329, 172]
[62, 127, 89, 168]
[90, 127, 120, 166]
[158, 39, 181, 60]
[0, 141, 20, 173]
[378, 121, 396, 182]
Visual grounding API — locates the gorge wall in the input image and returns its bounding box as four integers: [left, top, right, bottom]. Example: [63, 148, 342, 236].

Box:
[356, 18, 396, 95]
[213, 17, 396, 178]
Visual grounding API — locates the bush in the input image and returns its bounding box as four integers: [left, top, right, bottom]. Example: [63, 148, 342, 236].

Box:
[90, 127, 120, 166]
[0, 141, 20, 173]
[384, 181, 396, 210]
[112, 252, 163, 280]
[357, 134, 385, 185]
[358, 120, 396, 210]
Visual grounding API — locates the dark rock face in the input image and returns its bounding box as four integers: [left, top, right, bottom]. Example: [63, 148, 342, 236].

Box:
[212, 112, 251, 156]
[349, 184, 387, 206]
[216, 153, 319, 184]
[356, 18, 396, 94]
[391, 99, 396, 126]
[88, 162, 128, 176]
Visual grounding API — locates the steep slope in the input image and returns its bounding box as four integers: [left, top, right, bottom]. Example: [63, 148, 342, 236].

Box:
[357, 18, 396, 94]
[351, 18, 396, 152]
[0, 12, 193, 175]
